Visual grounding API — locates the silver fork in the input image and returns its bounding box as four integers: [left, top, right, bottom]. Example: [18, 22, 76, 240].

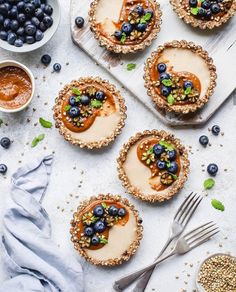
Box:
[114, 221, 219, 292]
[132, 192, 203, 292]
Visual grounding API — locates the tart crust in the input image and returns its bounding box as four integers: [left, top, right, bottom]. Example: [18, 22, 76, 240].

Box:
[117, 130, 190, 203]
[170, 0, 236, 30]
[144, 40, 217, 114]
[53, 77, 127, 149]
[89, 0, 162, 54]
[70, 194, 143, 266]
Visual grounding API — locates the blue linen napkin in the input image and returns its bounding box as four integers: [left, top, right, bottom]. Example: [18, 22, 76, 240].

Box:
[0, 155, 84, 292]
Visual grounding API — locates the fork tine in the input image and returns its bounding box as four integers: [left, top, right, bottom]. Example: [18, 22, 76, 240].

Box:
[184, 222, 216, 241]
[179, 195, 203, 225]
[187, 226, 219, 245]
[188, 230, 220, 250]
[183, 221, 214, 238]
[174, 192, 196, 221]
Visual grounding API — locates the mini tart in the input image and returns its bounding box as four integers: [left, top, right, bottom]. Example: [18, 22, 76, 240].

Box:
[144, 40, 217, 114]
[117, 130, 190, 202]
[70, 194, 143, 266]
[53, 77, 127, 149]
[170, 0, 236, 30]
[89, 0, 162, 54]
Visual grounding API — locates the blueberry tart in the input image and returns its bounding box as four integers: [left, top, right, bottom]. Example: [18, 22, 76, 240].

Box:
[70, 194, 143, 266]
[89, 0, 162, 53]
[144, 40, 217, 114]
[170, 0, 236, 29]
[117, 130, 190, 202]
[54, 77, 127, 149]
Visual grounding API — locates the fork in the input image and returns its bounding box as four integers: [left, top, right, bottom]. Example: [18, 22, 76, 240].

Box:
[114, 221, 219, 292]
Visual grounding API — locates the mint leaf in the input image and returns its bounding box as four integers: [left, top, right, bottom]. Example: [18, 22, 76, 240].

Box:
[211, 199, 225, 212]
[159, 140, 175, 151]
[204, 178, 215, 190]
[162, 79, 172, 87]
[101, 202, 107, 209]
[140, 12, 152, 24]
[171, 174, 178, 180]
[100, 237, 108, 244]
[64, 105, 71, 111]
[120, 32, 126, 44]
[31, 134, 45, 148]
[75, 96, 81, 102]
[167, 94, 175, 105]
[91, 99, 102, 108]
[39, 118, 52, 128]
[185, 87, 192, 95]
[127, 63, 136, 71]
[191, 7, 199, 15]
[72, 87, 81, 96]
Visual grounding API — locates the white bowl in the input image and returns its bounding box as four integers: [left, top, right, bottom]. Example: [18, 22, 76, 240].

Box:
[0, 60, 35, 113]
[0, 0, 61, 53]
[195, 253, 236, 292]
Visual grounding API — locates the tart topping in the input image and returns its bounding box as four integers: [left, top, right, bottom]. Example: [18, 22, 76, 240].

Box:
[137, 137, 181, 190]
[71, 200, 129, 250]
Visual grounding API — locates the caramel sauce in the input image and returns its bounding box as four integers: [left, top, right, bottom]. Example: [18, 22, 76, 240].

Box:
[0, 66, 32, 110]
[61, 83, 116, 133]
[137, 137, 181, 191]
[76, 200, 129, 250]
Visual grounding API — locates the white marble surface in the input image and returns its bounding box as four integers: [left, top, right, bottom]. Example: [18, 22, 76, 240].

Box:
[0, 1, 236, 292]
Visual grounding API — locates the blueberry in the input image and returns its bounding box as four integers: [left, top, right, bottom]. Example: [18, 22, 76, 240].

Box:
[199, 135, 209, 146]
[4, 18, 11, 30]
[39, 21, 46, 32]
[168, 161, 178, 174]
[117, 208, 126, 217]
[17, 1, 25, 11]
[31, 16, 40, 27]
[25, 35, 35, 44]
[207, 163, 218, 176]
[93, 205, 104, 217]
[14, 38, 23, 47]
[53, 63, 61, 72]
[93, 221, 106, 233]
[84, 226, 94, 237]
[159, 72, 170, 81]
[198, 7, 206, 17]
[108, 205, 118, 216]
[8, 7, 18, 18]
[35, 8, 44, 21]
[17, 13, 26, 24]
[0, 137, 11, 149]
[205, 9, 212, 19]
[24, 20, 32, 27]
[0, 4, 8, 15]
[95, 91, 105, 101]
[7, 32, 17, 45]
[157, 160, 166, 170]
[25, 24, 36, 35]
[31, 0, 41, 9]
[74, 16, 84, 29]
[201, 0, 211, 9]
[121, 22, 133, 36]
[91, 235, 100, 246]
[0, 14, 4, 25]
[160, 85, 171, 97]
[44, 4, 53, 16]
[68, 106, 80, 118]
[211, 3, 220, 14]
[184, 80, 193, 89]
[0, 30, 8, 40]
[24, 3, 35, 15]
[167, 150, 177, 161]
[153, 143, 165, 157]
[40, 3, 45, 11]
[114, 30, 122, 40]
[133, 5, 144, 16]
[80, 95, 90, 106]
[0, 164, 7, 174]
[212, 125, 220, 136]
[136, 23, 147, 32]
[10, 19, 19, 31]
[35, 29, 43, 41]
[43, 15, 53, 28]
[157, 63, 166, 73]
[68, 96, 77, 106]
[189, 0, 198, 7]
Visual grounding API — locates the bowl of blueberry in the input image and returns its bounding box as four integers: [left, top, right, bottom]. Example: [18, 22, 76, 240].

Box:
[0, 0, 61, 53]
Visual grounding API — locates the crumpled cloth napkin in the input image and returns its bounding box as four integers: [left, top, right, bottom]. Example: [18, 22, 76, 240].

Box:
[0, 155, 84, 292]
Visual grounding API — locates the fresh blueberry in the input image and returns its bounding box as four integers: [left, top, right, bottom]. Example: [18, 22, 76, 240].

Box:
[0, 164, 7, 174]
[118, 208, 126, 217]
[153, 144, 165, 157]
[25, 35, 35, 44]
[40, 3, 45, 11]
[35, 8, 44, 21]
[167, 150, 177, 161]
[4, 18, 11, 30]
[24, 20, 32, 27]
[10, 19, 19, 31]
[43, 15, 53, 28]
[184, 80, 193, 89]
[0, 30, 8, 40]
[157, 63, 167, 73]
[24, 3, 35, 15]
[205, 9, 212, 19]
[121, 22, 133, 36]
[207, 163, 218, 176]
[95, 91, 105, 101]
[93, 221, 106, 233]
[44, 4, 53, 16]
[14, 38, 23, 47]
[80, 95, 90, 106]
[0, 137, 11, 149]
[159, 72, 170, 81]
[91, 235, 100, 246]
[114, 30, 122, 40]
[144, 8, 153, 18]
[7, 32, 17, 45]
[211, 3, 220, 14]
[68, 96, 77, 106]
[0, 4, 8, 15]
[75, 16, 84, 28]
[0, 14, 4, 25]
[201, 0, 211, 9]
[157, 160, 166, 170]
[25, 24, 36, 35]
[17, 1, 25, 11]
[133, 5, 144, 16]
[168, 161, 178, 174]
[53, 63, 61, 72]
[68, 106, 80, 118]
[198, 7, 206, 17]
[41, 54, 51, 65]
[136, 23, 147, 32]
[108, 205, 118, 216]
[160, 85, 171, 97]
[199, 135, 209, 146]
[39, 21, 46, 32]
[8, 6, 18, 18]
[31, 16, 40, 27]
[32, 0, 41, 8]
[212, 125, 220, 136]
[35, 29, 43, 41]
[189, 0, 198, 7]
[4, 3, 11, 12]
[84, 226, 94, 237]
[93, 205, 104, 217]
[17, 13, 26, 24]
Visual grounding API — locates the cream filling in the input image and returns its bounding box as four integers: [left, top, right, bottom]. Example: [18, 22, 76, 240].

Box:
[85, 208, 137, 261]
[159, 48, 211, 100]
[95, 0, 124, 35]
[123, 137, 185, 197]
